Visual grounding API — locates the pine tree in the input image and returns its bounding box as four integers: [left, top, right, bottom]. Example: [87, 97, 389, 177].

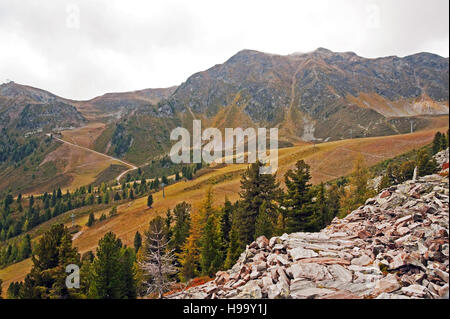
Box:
[326, 183, 341, 222]
[86, 212, 95, 227]
[18, 234, 32, 260]
[416, 149, 438, 176]
[309, 183, 329, 231]
[238, 161, 280, 244]
[199, 212, 223, 276]
[147, 194, 153, 208]
[134, 231, 142, 253]
[432, 132, 443, 154]
[220, 198, 233, 246]
[284, 160, 315, 232]
[88, 232, 125, 299]
[171, 202, 191, 254]
[120, 247, 137, 299]
[224, 213, 242, 269]
[21, 224, 80, 299]
[254, 201, 273, 239]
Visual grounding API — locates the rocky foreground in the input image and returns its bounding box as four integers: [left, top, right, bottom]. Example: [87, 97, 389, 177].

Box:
[169, 150, 449, 299]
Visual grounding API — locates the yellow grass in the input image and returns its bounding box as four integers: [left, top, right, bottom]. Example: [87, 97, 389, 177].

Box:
[61, 122, 106, 148]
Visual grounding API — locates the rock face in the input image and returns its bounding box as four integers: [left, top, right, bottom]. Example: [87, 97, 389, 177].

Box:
[168, 156, 449, 299]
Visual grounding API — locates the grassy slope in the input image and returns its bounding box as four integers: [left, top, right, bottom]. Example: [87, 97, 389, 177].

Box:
[1, 116, 448, 295]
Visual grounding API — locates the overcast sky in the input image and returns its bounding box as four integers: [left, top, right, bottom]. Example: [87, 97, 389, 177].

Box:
[0, 0, 448, 100]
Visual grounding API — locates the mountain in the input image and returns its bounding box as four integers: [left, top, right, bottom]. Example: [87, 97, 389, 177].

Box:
[158, 48, 448, 142]
[75, 86, 177, 118]
[0, 81, 86, 132]
[1, 48, 448, 164]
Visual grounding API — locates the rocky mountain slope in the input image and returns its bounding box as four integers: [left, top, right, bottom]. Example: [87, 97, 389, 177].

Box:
[169, 149, 449, 299]
[1, 49, 448, 160]
[0, 81, 86, 132]
[159, 48, 448, 142]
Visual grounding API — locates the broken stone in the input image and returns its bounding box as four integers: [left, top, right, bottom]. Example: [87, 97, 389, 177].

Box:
[351, 254, 372, 266]
[373, 274, 401, 296]
[288, 247, 319, 260]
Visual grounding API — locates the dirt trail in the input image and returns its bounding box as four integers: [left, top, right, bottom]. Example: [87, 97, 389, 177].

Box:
[47, 134, 138, 182]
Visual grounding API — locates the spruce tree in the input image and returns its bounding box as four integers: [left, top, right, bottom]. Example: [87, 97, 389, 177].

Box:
[178, 190, 212, 281]
[220, 199, 233, 246]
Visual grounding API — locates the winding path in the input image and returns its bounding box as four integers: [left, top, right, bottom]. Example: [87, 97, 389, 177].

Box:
[46, 133, 138, 182]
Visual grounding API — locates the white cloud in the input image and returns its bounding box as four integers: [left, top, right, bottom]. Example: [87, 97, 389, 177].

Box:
[0, 0, 448, 100]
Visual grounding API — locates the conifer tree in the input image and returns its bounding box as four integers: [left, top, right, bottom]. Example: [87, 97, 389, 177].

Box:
[171, 202, 191, 254]
[432, 132, 443, 154]
[147, 194, 153, 208]
[86, 212, 95, 227]
[134, 231, 142, 253]
[21, 224, 80, 299]
[284, 160, 315, 232]
[238, 161, 280, 244]
[139, 216, 176, 298]
[339, 154, 374, 217]
[224, 213, 242, 269]
[88, 232, 125, 299]
[416, 149, 438, 176]
[199, 205, 223, 276]
[220, 198, 233, 246]
[178, 190, 212, 281]
[254, 201, 273, 239]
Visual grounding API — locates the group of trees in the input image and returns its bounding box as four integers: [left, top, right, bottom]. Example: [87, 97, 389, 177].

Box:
[111, 123, 133, 157]
[0, 234, 32, 267]
[377, 138, 443, 192]
[0, 177, 155, 252]
[6, 224, 137, 299]
[432, 130, 449, 155]
[0, 128, 39, 164]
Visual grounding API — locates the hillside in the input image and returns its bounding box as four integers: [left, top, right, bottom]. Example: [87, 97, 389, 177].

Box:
[2, 124, 448, 296]
[169, 150, 449, 299]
